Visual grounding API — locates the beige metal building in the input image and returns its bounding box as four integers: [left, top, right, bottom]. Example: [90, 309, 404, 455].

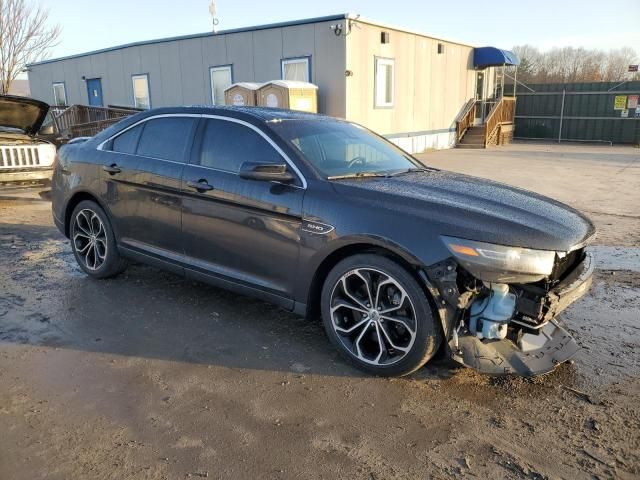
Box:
[27, 14, 516, 152]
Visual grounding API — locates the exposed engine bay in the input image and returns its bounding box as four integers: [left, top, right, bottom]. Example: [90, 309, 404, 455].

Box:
[425, 246, 594, 376]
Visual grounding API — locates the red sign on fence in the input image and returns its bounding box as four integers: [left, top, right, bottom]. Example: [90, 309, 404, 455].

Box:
[629, 65, 639, 72]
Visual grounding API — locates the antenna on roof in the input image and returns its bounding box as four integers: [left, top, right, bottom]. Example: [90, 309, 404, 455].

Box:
[209, 0, 219, 33]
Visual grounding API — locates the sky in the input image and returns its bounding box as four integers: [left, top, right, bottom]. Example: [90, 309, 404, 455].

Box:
[39, 0, 639, 60]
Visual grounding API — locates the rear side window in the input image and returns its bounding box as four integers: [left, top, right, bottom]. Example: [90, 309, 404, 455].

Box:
[198, 119, 282, 172]
[136, 117, 196, 162]
[111, 124, 143, 154]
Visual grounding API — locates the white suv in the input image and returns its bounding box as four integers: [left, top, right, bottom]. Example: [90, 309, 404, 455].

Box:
[0, 95, 56, 185]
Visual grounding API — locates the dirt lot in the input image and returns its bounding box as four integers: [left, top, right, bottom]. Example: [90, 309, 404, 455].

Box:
[1, 142, 639, 479]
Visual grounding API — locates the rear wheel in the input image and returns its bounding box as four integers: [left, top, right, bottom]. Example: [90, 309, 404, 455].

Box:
[70, 200, 127, 279]
[321, 254, 442, 377]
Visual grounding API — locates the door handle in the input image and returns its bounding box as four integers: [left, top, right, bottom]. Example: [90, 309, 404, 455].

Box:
[103, 164, 121, 175]
[187, 179, 214, 192]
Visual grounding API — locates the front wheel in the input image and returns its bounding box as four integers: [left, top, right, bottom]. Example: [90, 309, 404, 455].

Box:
[321, 254, 442, 377]
[70, 200, 127, 279]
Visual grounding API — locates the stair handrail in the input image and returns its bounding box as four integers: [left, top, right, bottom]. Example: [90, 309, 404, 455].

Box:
[484, 96, 516, 146]
[456, 98, 476, 143]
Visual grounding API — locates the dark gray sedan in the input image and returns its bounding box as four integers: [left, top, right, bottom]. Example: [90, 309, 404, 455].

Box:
[51, 106, 595, 377]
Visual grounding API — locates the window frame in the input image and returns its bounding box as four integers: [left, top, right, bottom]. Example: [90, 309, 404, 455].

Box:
[193, 117, 286, 174]
[374, 57, 395, 109]
[109, 122, 144, 155]
[209, 65, 233, 105]
[102, 114, 200, 164]
[281, 56, 311, 82]
[133, 116, 198, 163]
[97, 114, 307, 188]
[131, 73, 151, 109]
[52, 82, 67, 106]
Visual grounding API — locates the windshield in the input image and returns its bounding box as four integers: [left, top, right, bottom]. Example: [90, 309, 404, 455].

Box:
[270, 120, 421, 179]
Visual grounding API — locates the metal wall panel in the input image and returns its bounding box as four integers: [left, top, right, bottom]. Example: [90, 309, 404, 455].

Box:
[157, 41, 184, 106]
[252, 29, 283, 82]
[345, 20, 476, 136]
[104, 49, 126, 106]
[178, 39, 206, 105]
[225, 32, 255, 84]
[27, 20, 347, 118]
[313, 23, 346, 117]
[137, 44, 162, 108]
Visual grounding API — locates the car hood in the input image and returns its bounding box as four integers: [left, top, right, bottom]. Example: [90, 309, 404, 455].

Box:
[333, 170, 596, 252]
[0, 95, 49, 135]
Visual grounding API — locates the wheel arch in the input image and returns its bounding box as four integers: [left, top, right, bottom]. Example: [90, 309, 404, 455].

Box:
[63, 190, 110, 238]
[303, 239, 434, 320]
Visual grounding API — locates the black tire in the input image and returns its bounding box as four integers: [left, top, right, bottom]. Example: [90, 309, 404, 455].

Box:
[321, 254, 442, 377]
[69, 200, 127, 279]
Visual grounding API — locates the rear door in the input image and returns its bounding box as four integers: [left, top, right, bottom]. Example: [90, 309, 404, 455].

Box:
[181, 117, 304, 299]
[101, 115, 199, 261]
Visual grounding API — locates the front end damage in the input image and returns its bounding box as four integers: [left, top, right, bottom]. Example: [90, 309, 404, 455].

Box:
[423, 246, 594, 376]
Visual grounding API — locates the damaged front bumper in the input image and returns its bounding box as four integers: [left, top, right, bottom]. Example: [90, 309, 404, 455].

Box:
[425, 249, 594, 377]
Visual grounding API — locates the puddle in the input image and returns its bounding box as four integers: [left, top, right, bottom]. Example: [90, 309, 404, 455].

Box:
[592, 246, 640, 272]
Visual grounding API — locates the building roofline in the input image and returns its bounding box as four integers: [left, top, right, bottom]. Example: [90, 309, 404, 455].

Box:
[28, 13, 350, 67]
[28, 12, 478, 68]
[347, 14, 476, 48]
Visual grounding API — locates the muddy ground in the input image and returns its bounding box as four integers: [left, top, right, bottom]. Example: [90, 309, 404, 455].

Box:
[0, 142, 639, 479]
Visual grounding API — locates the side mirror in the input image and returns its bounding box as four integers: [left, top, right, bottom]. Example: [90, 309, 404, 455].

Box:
[239, 162, 295, 183]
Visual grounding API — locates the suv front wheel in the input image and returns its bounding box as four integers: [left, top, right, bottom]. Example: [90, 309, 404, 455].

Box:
[321, 254, 442, 377]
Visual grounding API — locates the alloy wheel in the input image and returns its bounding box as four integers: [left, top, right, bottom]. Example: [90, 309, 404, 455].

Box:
[329, 268, 417, 366]
[72, 208, 107, 271]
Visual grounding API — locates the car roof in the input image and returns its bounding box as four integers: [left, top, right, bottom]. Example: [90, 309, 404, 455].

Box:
[138, 105, 335, 123]
[88, 105, 343, 150]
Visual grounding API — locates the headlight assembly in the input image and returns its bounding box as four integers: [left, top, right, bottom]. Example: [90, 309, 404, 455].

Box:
[441, 235, 556, 283]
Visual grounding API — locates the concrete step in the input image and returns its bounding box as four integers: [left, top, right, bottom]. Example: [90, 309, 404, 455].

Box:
[456, 143, 485, 149]
[463, 132, 485, 139]
[460, 136, 485, 143]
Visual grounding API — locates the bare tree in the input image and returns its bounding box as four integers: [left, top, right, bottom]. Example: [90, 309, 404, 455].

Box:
[0, 0, 61, 94]
[513, 44, 639, 84]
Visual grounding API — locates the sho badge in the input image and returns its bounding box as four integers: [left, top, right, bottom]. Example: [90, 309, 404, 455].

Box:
[302, 220, 335, 235]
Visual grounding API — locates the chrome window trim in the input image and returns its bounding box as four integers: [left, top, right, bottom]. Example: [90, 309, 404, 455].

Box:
[200, 114, 307, 189]
[97, 113, 307, 189]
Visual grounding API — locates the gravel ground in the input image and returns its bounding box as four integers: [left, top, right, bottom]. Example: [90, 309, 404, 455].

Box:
[1, 142, 639, 479]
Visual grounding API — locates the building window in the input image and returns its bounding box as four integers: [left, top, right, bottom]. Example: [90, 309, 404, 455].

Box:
[210, 66, 232, 105]
[132, 74, 151, 109]
[281, 57, 310, 82]
[52, 83, 67, 106]
[374, 57, 394, 108]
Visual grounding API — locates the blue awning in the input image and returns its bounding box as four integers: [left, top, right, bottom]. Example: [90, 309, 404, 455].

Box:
[473, 47, 520, 69]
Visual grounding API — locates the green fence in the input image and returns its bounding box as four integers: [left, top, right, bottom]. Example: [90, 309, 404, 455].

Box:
[512, 81, 640, 144]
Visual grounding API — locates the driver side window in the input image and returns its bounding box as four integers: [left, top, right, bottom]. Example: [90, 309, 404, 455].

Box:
[198, 119, 282, 173]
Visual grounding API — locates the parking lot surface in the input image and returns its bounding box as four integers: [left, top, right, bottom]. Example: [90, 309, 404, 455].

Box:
[1, 142, 639, 479]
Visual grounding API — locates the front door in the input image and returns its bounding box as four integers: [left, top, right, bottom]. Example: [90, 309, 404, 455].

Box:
[86, 78, 103, 106]
[181, 117, 304, 300]
[100, 115, 199, 261]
